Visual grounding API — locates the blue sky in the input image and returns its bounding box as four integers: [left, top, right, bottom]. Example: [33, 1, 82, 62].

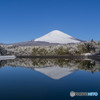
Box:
[0, 0, 100, 43]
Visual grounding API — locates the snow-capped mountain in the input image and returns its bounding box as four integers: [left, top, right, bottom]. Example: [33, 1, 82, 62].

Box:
[9, 30, 82, 46]
[34, 30, 81, 44]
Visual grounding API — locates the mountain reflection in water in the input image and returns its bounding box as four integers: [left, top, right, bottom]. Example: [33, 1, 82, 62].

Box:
[0, 58, 100, 80]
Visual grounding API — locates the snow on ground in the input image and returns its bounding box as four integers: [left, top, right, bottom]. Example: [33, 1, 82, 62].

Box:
[0, 55, 16, 60]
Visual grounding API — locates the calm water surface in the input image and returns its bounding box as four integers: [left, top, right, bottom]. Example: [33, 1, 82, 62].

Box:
[0, 58, 100, 100]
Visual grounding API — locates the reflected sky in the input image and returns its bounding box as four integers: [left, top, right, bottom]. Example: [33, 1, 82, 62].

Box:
[0, 58, 100, 100]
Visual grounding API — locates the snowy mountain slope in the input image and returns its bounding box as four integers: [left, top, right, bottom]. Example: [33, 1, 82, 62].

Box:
[34, 30, 81, 44]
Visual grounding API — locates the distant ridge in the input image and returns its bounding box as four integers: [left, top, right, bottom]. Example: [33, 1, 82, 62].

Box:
[12, 40, 59, 46]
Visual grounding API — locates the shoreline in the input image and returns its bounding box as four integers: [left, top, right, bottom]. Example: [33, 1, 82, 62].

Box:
[16, 55, 100, 60]
[16, 55, 87, 59]
[0, 55, 100, 60]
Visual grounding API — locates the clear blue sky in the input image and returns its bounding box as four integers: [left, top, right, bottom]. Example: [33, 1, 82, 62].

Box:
[0, 0, 100, 43]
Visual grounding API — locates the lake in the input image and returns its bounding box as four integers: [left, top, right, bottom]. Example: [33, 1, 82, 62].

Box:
[0, 58, 100, 100]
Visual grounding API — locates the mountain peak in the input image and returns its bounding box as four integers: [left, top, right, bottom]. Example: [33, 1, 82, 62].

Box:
[50, 30, 60, 32]
[46, 30, 72, 37]
[50, 30, 63, 33]
[34, 30, 81, 44]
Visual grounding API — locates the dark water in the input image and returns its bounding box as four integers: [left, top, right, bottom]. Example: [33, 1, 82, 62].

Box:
[0, 58, 100, 100]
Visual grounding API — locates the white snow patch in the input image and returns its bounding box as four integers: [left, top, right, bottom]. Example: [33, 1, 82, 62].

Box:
[0, 55, 16, 60]
[81, 53, 92, 56]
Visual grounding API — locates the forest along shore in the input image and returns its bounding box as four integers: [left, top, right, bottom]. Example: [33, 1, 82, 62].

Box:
[0, 41, 100, 60]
